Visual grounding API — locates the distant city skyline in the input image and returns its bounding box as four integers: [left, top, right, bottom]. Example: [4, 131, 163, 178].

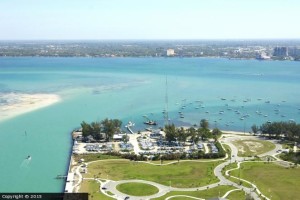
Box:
[0, 0, 300, 40]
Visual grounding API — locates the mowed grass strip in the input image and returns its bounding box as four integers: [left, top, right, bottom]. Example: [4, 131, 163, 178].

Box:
[152, 185, 236, 200]
[230, 162, 300, 200]
[116, 182, 159, 196]
[232, 139, 275, 157]
[74, 153, 121, 162]
[86, 160, 220, 188]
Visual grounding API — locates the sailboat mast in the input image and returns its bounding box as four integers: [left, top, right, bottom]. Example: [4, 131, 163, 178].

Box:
[165, 76, 169, 126]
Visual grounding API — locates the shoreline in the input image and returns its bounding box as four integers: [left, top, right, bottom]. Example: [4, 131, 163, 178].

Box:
[0, 93, 61, 122]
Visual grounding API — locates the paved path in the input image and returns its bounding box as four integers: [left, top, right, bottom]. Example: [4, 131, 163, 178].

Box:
[222, 188, 241, 198]
[166, 195, 204, 200]
[102, 180, 170, 200]
[73, 134, 286, 200]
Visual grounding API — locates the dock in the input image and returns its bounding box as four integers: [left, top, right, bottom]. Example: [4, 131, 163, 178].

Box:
[125, 121, 135, 134]
[127, 126, 134, 134]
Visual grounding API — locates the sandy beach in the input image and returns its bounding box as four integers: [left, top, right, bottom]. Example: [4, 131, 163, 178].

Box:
[0, 93, 61, 122]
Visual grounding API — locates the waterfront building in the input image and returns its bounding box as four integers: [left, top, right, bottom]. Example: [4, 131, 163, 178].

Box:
[256, 52, 271, 60]
[167, 49, 175, 56]
[273, 47, 288, 57]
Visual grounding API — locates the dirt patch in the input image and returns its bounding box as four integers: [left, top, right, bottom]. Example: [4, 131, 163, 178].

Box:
[244, 141, 263, 153]
[238, 145, 246, 154]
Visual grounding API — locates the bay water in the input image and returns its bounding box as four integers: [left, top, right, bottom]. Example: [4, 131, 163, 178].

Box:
[0, 57, 299, 192]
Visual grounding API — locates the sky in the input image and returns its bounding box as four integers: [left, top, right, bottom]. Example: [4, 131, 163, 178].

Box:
[0, 0, 299, 40]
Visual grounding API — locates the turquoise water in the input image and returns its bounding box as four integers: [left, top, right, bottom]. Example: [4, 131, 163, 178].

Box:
[0, 57, 300, 192]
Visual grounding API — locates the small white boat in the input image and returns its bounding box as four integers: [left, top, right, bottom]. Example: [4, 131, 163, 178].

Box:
[26, 155, 31, 160]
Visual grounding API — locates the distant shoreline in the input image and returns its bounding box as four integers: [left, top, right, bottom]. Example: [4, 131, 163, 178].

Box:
[0, 56, 298, 62]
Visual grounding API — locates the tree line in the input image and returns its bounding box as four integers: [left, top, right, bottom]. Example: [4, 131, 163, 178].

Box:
[81, 118, 122, 142]
[252, 121, 300, 142]
[164, 119, 222, 143]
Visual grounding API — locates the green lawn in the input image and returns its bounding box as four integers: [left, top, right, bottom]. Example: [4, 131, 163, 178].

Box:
[151, 185, 236, 200]
[232, 139, 275, 157]
[79, 180, 114, 200]
[73, 153, 121, 163]
[85, 160, 221, 188]
[220, 162, 251, 188]
[116, 182, 159, 196]
[222, 144, 232, 157]
[230, 162, 300, 200]
[226, 190, 246, 200]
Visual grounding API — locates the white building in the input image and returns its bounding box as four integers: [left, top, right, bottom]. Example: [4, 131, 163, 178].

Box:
[167, 49, 175, 56]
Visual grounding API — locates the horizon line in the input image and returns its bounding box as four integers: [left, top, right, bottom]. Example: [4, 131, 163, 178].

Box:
[1, 38, 300, 42]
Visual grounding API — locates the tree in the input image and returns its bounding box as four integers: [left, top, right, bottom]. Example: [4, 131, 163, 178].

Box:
[259, 121, 300, 142]
[81, 121, 103, 140]
[187, 127, 198, 143]
[101, 118, 122, 141]
[177, 127, 188, 144]
[165, 124, 177, 142]
[198, 127, 212, 140]
[212, 128, 222, 136]
[200, 119, 209, 130]
[122, 134, 129, 144]
[251, 124, 259, 134]
[81, 121, 92, 137]
[212, 128, 222, 141]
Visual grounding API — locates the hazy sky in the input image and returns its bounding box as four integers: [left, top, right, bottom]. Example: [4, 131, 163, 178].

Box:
[0, 0, 299, 40]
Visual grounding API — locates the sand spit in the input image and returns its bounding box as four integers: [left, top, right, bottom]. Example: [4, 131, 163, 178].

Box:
[0, 93, 61, 122]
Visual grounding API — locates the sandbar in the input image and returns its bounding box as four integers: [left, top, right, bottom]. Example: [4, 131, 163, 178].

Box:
[0, 93, 61, 122]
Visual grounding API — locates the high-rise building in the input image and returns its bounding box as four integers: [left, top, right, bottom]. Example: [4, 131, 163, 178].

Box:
[273, 47, 288, 57]
[288, 47, 300, 57]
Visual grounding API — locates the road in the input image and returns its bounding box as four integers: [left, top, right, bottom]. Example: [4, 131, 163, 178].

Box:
[74, 134, 285, 200]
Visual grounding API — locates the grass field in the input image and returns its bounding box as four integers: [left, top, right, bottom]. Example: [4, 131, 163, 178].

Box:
[151, 185, 236, 200]
[147, 159, 221, 165]
[221, 162, 252, 188]
[85, 160, 221, 188]
[79, 180, 114, 200]
[73, 153, 121, 163]
[232, 139, 275, 157]
[222, 143, 232, 157]
[226, 190, 247, 200]
[230, 162, 300, 200]
[116, 182, 159, 196]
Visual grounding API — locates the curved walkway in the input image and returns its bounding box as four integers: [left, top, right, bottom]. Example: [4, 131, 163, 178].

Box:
[73, 134, 284, 200]
[222, 188, 241, 198]
[103, 179, 170, 200]
[166, 195, 204, 200]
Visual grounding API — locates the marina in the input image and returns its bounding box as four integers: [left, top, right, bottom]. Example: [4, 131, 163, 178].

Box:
[1, 57, 300, 192]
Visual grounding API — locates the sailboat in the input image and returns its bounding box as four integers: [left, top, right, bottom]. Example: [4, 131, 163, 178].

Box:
[143, 116, 157, 125]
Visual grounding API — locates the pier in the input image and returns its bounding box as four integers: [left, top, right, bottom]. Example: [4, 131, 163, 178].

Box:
[125, 121, 135, 134]
[64, 139, 75, 193]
